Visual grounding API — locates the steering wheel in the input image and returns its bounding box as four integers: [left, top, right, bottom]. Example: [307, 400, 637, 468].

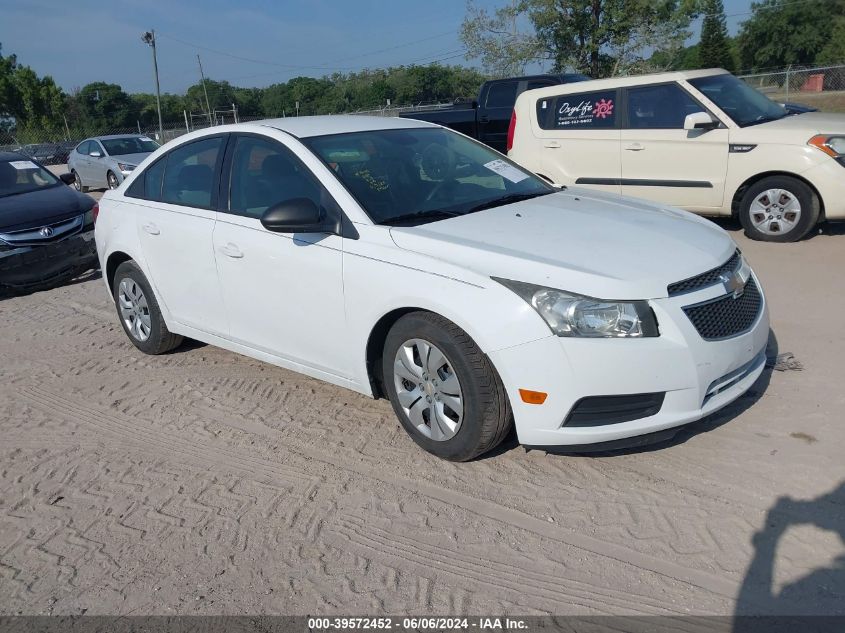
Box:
[421, 143, 457, 202]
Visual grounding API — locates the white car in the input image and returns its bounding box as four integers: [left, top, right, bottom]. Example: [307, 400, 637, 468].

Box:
[508, 69, 845, 242]
[95, 116, 769, 461]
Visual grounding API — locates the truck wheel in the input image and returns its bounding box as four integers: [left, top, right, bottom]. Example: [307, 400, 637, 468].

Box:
[382, 311, 512, 461]
[738, 176, 819, 242]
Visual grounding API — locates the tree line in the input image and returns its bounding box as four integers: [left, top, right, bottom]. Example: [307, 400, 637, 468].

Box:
[2, 0, 843, 140]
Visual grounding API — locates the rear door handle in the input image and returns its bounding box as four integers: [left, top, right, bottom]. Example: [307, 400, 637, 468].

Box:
[142, 222, 160, 235]
[219, 243, 243, 259]
[544, 141, 561, 149]
[625, 143, 645, 151]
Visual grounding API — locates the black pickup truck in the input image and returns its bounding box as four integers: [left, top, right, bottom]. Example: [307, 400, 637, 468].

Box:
[400, 73, 589, 153]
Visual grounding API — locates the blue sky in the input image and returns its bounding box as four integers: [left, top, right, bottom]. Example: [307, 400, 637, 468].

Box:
[0, 0, 754, 94]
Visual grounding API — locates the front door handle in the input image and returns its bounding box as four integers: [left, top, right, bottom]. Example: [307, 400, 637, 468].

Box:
[479, 115, 489, 123]
[544, 141, 561, 149]
[142, 222, 160, 235]
[219, 243, 243, 259]
[625, 142, 645, 151]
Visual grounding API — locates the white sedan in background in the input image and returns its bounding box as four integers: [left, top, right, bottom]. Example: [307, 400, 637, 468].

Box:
[95, 116, 769, 461]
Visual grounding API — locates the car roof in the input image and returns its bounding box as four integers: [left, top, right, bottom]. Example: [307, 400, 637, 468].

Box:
[257, 114, 434, 138]
[0, 151, 28, 162]
[519, 68, 731, 99]
[86, 134, 150, 141]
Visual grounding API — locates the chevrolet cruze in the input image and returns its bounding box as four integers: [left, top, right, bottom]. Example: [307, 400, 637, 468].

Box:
[95, 116, 769, 460]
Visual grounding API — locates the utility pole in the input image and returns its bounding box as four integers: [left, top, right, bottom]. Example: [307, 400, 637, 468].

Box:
[197, 55, 213, 126]
[141, 30, 164, 141]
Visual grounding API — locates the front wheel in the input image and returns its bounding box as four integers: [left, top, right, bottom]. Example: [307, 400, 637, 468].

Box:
[382, 312, 512, 461]
[738, 176, 819, 242]
[112, 260, 183, 355]
[107, 171, 119, 190]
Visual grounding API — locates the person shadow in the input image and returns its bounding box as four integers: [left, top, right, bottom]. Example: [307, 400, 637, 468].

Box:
[733, 480, 845, 631]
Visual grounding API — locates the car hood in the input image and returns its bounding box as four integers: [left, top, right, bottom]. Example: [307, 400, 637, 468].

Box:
[389, 189, 736, 300]
[107, 152, 151, 166]
[755, 111, 845, 132]
[0, 184, 95, 232]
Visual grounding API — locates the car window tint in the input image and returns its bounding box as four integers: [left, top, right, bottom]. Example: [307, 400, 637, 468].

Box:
[626, 84, 705, 129]
[142, 158, 166, 201]
[228, 136, 323, 219]
[526, 80, 556, 90]
[535, 89, 618, 130]
[485, 81, 518, 108]
[160, 137, 223, 208]
[77, 141, 90, 155]
[91, 142, 103, 156]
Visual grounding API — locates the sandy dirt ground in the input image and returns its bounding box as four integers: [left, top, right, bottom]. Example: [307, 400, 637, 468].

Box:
[1, 202, 844, 618]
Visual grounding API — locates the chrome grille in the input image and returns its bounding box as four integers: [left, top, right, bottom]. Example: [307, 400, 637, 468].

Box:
[0, 215, 83, 247]
[668, 250, 741, 297]
[683, 277, 762, 341]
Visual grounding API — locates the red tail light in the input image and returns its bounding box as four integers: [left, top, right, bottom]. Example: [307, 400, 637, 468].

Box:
[92, 202, 99, 224]
[506, 110, 517, 152]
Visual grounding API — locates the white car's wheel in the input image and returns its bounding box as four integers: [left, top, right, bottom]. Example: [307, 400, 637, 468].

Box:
[112, 261, 183, 355]
[382, 312, 512, 461]
[739, 176, 819, 242]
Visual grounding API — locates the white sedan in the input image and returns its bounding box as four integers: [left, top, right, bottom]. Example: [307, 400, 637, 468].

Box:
[94, 116, 769, 461]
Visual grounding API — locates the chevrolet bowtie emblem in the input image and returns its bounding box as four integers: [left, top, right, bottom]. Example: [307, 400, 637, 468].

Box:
[720, 263, 750, 299]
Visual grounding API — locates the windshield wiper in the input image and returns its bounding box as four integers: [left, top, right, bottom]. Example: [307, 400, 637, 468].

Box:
[465, 191, 553, 214]
[381, 209, 461, 226]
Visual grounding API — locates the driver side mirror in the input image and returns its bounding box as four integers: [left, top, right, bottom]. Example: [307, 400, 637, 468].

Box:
[260, 198, 337, 234]
[59, 173, 76, 185]
[683, 112, 718, 131]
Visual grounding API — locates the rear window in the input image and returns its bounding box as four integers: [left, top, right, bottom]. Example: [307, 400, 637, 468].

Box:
[485, 81, 519, 108]
[535, 89, 618, 130]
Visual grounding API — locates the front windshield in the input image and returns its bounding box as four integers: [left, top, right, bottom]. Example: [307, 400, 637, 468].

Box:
[0, 158, 61, 198]
[100, 136, 160, 156]
[304, 128, 553, 225]
[688, 74, 788, 127]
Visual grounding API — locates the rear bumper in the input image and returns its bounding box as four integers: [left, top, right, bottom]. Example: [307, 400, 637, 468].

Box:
[0, 229, 98, 289]
[489, 273, 770, 447]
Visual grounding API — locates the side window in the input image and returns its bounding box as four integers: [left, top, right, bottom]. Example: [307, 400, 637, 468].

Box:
[77, 141, 90, 155]
[485, 81, 518, 108]
[228, 136, 322, 219]
[160, 137, 223, 208]
[143, 158, 166, 201]
[526, 80, 556, 91]
[91, 141, 104, 156]
[626, 84, 705, 129]
[535, 89, 618, 130]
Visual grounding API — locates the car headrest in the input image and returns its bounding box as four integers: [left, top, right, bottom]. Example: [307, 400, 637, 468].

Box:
[261, 153, 298, 179]
[177, 164, 213, 191]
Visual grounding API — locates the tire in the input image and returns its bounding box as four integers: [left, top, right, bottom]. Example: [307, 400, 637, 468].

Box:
[112, 261, 183, 355]
[72, 170, 87, 193]
[738, 176, 819, 242]
[382, 311, 512, 461]
[107, 171, 119, 190]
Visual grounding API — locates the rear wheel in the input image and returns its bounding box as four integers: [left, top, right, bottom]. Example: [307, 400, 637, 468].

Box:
[738, 176, 819, 242]
[72, 170, 87, 193]
[112, 261, 182, 355]
[382, 312, 512, 461]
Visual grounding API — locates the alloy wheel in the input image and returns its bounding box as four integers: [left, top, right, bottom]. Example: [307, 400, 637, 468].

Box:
[749, 188, 802, 236]
[117, 277, 152, 341]
[107, 172, 119, 190]
[393, 338, 463, 441]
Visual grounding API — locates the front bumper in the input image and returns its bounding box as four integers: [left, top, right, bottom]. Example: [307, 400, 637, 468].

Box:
[802, 158, 845, 220]
[489, 273, 770, 447]
[0, 229, 98, 290]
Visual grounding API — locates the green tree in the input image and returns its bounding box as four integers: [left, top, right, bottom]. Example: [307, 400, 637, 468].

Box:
[737, 0, 837, 70]
[699, 0, 734, 71]
[73, 82, 134, 129]
[529, 0, 699, 77]
[460, 0, 541, 77]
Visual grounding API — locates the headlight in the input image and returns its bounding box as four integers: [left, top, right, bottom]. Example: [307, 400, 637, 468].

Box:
[808, 135, 845, 162]
[117, 163, 136, 172]
[493, 278, 659, 338]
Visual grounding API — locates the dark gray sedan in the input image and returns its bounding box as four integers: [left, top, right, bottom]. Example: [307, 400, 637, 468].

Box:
[67, 134, 159, 191]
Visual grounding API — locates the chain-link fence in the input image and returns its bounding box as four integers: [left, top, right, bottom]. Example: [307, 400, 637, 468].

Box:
[738, 63, 845, 112]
